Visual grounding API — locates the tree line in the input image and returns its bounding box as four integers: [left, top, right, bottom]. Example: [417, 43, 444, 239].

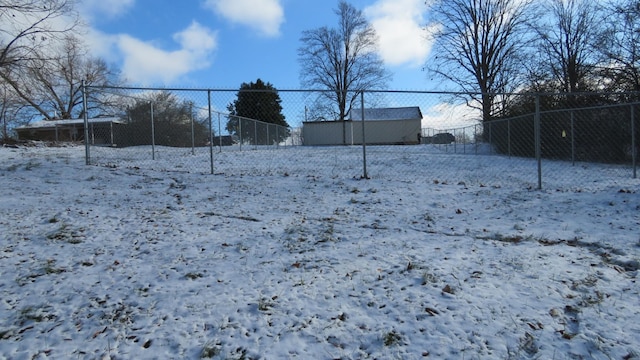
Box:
[425, 0, 639, 163]
[425, 0, 640, 119]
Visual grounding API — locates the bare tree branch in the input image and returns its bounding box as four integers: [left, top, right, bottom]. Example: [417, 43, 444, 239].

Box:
[298, 0, 390, 134]
[426, 0, 532, 122]
[531, 0, 602, 95]
[0, 0, 79, 70]
[2, 34, 123, 120]
[595, 0, 640, 94]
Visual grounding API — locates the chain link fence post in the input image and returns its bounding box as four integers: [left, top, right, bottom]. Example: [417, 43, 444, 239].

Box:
[238, 116, 242, 151]
[535, 94, 542, 190]
[254, 120, 258, 149]
[474, 125, 478, 155]
[82, 79, 90, 165]
[217, 112, 222, 151]
[208, 90, 214, 174]
[360, 91, 368, 179]
[488, 122, 493, 155]
[570, 110, 575, 166]
[507, 119, 511, 158]
[464, 127, 468, 154]
[190, 102, 195, 155]
[150, 101, 156, 160]
[632, 104, 637, 178]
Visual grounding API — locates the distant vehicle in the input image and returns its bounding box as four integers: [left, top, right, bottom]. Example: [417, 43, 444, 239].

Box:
[424, 132, 455, 144]
[209, 135, 236, 146]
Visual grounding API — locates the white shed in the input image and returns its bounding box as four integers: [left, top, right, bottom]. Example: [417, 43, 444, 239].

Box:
[302, 107, 422, 146]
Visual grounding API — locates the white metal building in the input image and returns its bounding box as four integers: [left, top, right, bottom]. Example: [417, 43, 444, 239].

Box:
[302, 107, 423, 146]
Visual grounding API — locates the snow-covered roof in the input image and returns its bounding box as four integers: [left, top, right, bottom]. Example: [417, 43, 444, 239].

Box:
[17, 117, 125, 129]
[348, 106, 422, 121]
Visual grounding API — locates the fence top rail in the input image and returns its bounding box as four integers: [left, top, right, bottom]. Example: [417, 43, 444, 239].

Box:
[224, 114, 290, 129]
[84, 85, 640, 99]
[86, 85, 470, 95]
[538, 100, 640, 116]
[84, 87, 290, 129]
[423, 99, 640, 133]
[483, 101, 640, 126]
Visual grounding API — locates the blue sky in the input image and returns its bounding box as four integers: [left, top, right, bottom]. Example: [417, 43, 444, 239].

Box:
[79, 0, 435, 90]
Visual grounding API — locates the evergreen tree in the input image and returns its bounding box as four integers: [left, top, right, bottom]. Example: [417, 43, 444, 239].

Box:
[226, 79, 289, 144]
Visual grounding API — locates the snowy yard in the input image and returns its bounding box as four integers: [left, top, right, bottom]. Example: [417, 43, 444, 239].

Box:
[0, 144, 638, 359]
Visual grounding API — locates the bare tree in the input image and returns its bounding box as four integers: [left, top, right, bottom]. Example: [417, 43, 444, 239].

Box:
[533, 0, 602, 95]
[298, 1, 389, 143]
[3, 35, 123, 120]
[0, 0, 78, 70]
[426, 0, 532, 122]
[596, 0, 640, 94]
[0, 79, 34, 141]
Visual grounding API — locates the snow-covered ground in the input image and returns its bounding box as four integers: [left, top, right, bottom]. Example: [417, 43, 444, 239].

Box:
[0, 144, 638, 359]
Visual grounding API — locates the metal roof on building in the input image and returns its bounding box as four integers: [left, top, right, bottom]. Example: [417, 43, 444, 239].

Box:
[348, 107, 422, 121]
[17, 117, 126, 129]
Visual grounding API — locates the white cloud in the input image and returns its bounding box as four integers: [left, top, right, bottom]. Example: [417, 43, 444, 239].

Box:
[85, 28, 120, 62]
[422, 102, 481, 129]
[204, 0, 284, 37]
[79, 0, 135, 20]
[173, 21, 217, 52]
[88, 22, 218, 85]
[364, 0, 432, 67]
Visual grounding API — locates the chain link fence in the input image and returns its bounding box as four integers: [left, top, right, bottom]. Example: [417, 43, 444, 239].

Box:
[82, 87, 293, 174]
[419, 96, 638, 189]
[82, 86, 638, 190]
